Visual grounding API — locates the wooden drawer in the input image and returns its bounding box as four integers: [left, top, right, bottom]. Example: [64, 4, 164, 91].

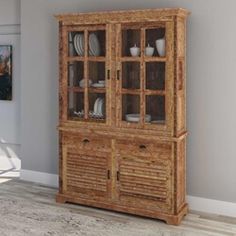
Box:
[63, 133, 111, 153]
[115, 139, 172, 160]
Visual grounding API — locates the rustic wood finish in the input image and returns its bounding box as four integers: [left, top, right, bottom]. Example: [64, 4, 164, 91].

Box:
[56, 8, 189, 225]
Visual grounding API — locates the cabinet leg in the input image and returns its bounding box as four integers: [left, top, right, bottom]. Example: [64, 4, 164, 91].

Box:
[165, 204, 188, 225]
[56, 194, 67, 204]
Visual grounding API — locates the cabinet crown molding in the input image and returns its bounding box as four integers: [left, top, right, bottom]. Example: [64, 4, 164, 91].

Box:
[55, 8, 190, 25]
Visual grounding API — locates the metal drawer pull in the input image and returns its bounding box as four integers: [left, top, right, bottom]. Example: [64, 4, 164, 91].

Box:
[117, 171, 120, 181]
[117, 70, 120, 80]
[139, 144, 146, 149]
[83, 138, 90, 143]
[107, 170, 110, 179]
[107, 69, 110, 80]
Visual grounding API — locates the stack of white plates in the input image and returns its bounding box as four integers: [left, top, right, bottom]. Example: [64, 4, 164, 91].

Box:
[93, 98, 105, 116]
[73, 33, 100, 56]
[125, 114, 151, 123]
[91, 80, 106, 88]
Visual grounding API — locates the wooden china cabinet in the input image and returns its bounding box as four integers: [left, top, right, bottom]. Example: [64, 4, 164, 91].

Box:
[55, 8, 189, 225]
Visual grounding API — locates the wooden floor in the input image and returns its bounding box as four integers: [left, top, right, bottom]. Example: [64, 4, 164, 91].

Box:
[0, 177, 236, 236]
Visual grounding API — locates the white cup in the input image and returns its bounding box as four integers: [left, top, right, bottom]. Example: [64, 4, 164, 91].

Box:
[155, 38, 165, 57]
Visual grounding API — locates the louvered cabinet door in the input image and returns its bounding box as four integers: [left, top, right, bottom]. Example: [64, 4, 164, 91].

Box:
[62, 145, 110, 200]
[115, 140, 174, 213]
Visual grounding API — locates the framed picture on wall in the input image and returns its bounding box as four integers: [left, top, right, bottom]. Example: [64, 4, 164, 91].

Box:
[0, 45, 12, 100]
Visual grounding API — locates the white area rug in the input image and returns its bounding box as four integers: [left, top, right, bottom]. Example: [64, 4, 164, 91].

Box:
[0, 180, 235, 236]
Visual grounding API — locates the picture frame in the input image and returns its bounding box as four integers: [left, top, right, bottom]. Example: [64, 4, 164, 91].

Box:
[0, 45, 12, 100]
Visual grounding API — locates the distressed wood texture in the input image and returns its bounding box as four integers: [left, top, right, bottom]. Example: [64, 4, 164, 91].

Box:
[56, 8, 189, 225]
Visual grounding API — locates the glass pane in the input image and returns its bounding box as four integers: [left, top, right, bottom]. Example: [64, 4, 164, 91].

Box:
[145, 28, 165, 57]
[122, 62, 140, 89]
[122, 95, 140, 122]
[122, 29, 140, 57]
[146, 62, 165, 90]
[68, 92, 84, 119]
[89, 93, 106, 121]
[68, 62, 84, 87]
[146, 95, 165, 124]
[89, 62, 106, 87]
[88, 30, 105, 57]
[68, 31, 84, 57]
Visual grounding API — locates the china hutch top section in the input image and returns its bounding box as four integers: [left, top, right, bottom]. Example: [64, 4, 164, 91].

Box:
[56, 8, 189, 138]
[55, 8, 189, 24]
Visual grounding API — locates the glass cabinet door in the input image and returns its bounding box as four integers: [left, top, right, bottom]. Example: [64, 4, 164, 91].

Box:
[65, 27, 107, 123]
[117, 22, 173, 130]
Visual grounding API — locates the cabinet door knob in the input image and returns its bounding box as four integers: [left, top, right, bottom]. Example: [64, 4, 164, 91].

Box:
[117, 171, 120, 181]
[107, 170, 111, 179]
[117, 70, 120, 80]
[107, 69, 110, 80]
[83, 138, 90, 143]
[139, 144, 146, 149]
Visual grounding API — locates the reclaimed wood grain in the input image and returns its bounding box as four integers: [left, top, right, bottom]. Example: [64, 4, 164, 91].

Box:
[56, 8, 189, 225]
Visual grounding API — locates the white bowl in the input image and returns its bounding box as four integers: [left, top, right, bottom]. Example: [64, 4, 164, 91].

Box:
[155, 38, 165, 57]
[125, 114, 151, 123]
[98, 80, 105, 84]
[79, 79, 92, 88]
[130, 47, 140, 57]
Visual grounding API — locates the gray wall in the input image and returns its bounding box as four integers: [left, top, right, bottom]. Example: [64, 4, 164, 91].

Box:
[21, 0, 236, 203]
[0, 0, 21, 168]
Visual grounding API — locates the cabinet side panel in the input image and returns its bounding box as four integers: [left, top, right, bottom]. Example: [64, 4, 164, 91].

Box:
[58, 131, 63, 193]
[59, 22, 63, 121]
[175, 18, 187, 136]
[175, 138, 186, 212]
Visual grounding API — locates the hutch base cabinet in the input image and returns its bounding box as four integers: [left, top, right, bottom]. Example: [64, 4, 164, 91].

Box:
[55, 8, 189, 225]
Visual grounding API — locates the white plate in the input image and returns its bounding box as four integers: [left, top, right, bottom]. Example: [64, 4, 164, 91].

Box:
[97, 98, 103, 115]
[91, 83, 105, 88]
[76, 34, 82, 55]
[75, 34, 81, 55]
[93, 98, 100, 114]
[98, 98, 105, 116]
[125, 114, 151, 123]
[92, 34, 100, 56]
[89, 33, 100, 56]
[89, 34, 96, 56]
[73, 34, 80, 55]
[78, 34, 84, 56]
[77, 34, 94, 56]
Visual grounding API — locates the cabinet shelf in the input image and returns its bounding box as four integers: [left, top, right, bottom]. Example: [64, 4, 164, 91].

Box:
[144, 90, 165, 96]
[144, 57, 166, 62]
[121, 57, 166, 62]
[68, 87, 106, 93]
[68, 87, 84, 92]
[89, 88, 106, 93]
[121, 89, 140, 95]
[70, 117, 106, 123]
[67, 56, 106, 62]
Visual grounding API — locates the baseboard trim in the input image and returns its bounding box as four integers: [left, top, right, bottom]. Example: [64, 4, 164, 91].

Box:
[20, 169, 58, 188]
[20, 169, 236, 218]
[187, 195, 236, 218]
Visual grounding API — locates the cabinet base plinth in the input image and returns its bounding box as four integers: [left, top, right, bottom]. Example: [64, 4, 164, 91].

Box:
[56, 194, 67, 204]
[56, 193, 188, 225]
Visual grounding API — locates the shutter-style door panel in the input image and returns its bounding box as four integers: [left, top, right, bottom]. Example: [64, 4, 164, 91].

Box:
[116, 142, 173, 213]
[63, 146, 110, 200]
